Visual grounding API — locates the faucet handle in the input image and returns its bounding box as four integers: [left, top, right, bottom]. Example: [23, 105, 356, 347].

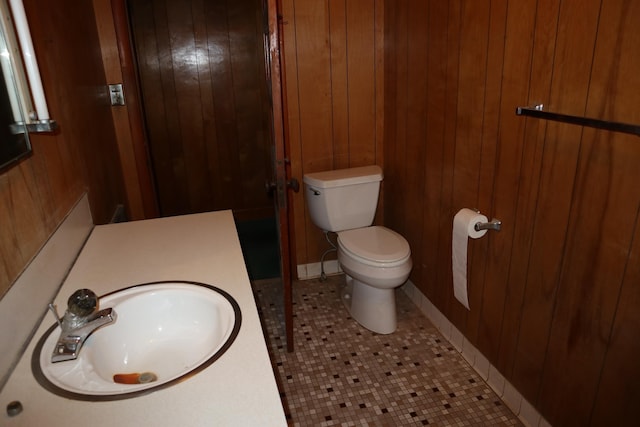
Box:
[67, 289, 98, 317]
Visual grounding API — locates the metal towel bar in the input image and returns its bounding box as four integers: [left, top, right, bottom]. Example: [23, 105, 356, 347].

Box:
[516, 105, 640, 137]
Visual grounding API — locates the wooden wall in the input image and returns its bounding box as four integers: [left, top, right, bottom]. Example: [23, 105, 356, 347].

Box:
[281, 0, 385, 266]
[384, 1, 640, 426]
[0, 1, 126, 297]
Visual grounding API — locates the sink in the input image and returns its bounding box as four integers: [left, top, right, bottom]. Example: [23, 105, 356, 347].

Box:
[32, 281, 241, 401]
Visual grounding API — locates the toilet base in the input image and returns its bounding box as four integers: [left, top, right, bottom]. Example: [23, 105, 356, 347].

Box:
[342, 275, 397, 334]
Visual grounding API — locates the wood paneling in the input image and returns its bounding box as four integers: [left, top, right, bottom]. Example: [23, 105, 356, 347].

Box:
[129, 0, 272, 219]
[385, 0, 640, 425]
[1, 1, 126, 296]
[282, 0, 384, 266]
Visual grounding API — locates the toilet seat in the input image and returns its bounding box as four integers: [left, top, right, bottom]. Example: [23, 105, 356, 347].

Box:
[338, 226, 411, 268]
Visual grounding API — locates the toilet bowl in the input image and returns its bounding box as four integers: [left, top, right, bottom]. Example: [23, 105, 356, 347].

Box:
[303, 165, 413, 334]
[337, 226, 412, 334]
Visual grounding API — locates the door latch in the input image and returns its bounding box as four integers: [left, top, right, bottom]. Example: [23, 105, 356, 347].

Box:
[109, 83, 125, 106]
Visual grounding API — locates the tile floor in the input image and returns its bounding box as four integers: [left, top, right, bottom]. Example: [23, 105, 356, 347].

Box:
[253, 275, 522, 426]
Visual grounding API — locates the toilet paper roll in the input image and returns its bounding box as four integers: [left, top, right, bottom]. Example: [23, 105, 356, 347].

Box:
[452, 208, 488, 310]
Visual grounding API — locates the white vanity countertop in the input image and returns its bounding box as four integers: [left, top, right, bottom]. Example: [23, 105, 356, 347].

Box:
[0, 210, 287, 426]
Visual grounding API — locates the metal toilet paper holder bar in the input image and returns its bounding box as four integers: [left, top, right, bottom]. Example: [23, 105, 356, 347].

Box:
[474, 218, 502, 232]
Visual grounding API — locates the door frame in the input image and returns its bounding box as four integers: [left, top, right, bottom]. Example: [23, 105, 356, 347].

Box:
[110, 0, 159, 219]
[265, 0, 294, 352]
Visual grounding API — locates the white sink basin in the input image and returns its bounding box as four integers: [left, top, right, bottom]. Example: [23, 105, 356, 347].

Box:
[32, 281, 241, 400]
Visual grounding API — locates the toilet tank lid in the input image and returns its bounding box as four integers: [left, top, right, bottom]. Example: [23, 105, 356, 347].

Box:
[303, 165, 383, 189]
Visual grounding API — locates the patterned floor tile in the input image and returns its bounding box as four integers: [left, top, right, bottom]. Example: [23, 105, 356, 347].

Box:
[254, 275, 522, 427]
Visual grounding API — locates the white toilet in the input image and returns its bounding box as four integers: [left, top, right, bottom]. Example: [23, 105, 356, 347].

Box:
[303, 165, 412, 334]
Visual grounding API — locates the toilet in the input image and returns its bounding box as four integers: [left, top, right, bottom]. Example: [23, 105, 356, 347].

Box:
[303, 165, 412, 334]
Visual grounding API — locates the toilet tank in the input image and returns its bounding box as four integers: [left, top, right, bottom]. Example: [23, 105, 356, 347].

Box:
[303, 165, 383, 232]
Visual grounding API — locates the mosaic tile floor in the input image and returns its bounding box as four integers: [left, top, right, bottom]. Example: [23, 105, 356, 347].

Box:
[253, 275, 522, 426]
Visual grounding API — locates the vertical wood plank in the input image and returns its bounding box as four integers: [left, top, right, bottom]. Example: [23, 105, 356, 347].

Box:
[158, 0, 190, 214]
[403, 0, 428, 282]
[449, 0, 490, 331]
[295, 0, 333, 173]
[165, 0, 207, 213]
[382, 0, 397, 228]
[328, 0, 349, 169]
[373, 0, 384, 179]
[432, 0, 460, 313]
[208, 0, 241, 212]
[346, 0, 376, 167]
[191, 0, 220, 211]
[420, 0, 448, 302]
[384, 0, 407, 230]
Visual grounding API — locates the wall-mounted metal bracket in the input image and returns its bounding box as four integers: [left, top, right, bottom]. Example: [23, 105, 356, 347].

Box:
[26, 119, 58, 132]
[9, 119, 58, 134]
[474, 218, 502, 232]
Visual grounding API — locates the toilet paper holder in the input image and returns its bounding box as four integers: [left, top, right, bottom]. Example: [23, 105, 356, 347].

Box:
[474, 218, 502, 232]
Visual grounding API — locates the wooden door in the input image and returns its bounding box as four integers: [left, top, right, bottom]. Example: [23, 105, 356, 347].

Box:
[128, 0, 273, 219]
[265, 0, 295, 352]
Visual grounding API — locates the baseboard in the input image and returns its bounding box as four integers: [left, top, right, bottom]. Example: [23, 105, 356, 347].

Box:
[400, 280, 551, 427]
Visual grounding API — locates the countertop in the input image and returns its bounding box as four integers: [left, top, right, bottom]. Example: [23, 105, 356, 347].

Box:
[0, 210, 287, 426]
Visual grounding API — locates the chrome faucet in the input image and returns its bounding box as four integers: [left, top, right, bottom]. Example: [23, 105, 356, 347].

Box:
[50, 289, 117, 363]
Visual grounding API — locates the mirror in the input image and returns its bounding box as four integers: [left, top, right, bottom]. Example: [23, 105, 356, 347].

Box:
[0, 0, 30, 172]
[0, 76, 31, 171]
